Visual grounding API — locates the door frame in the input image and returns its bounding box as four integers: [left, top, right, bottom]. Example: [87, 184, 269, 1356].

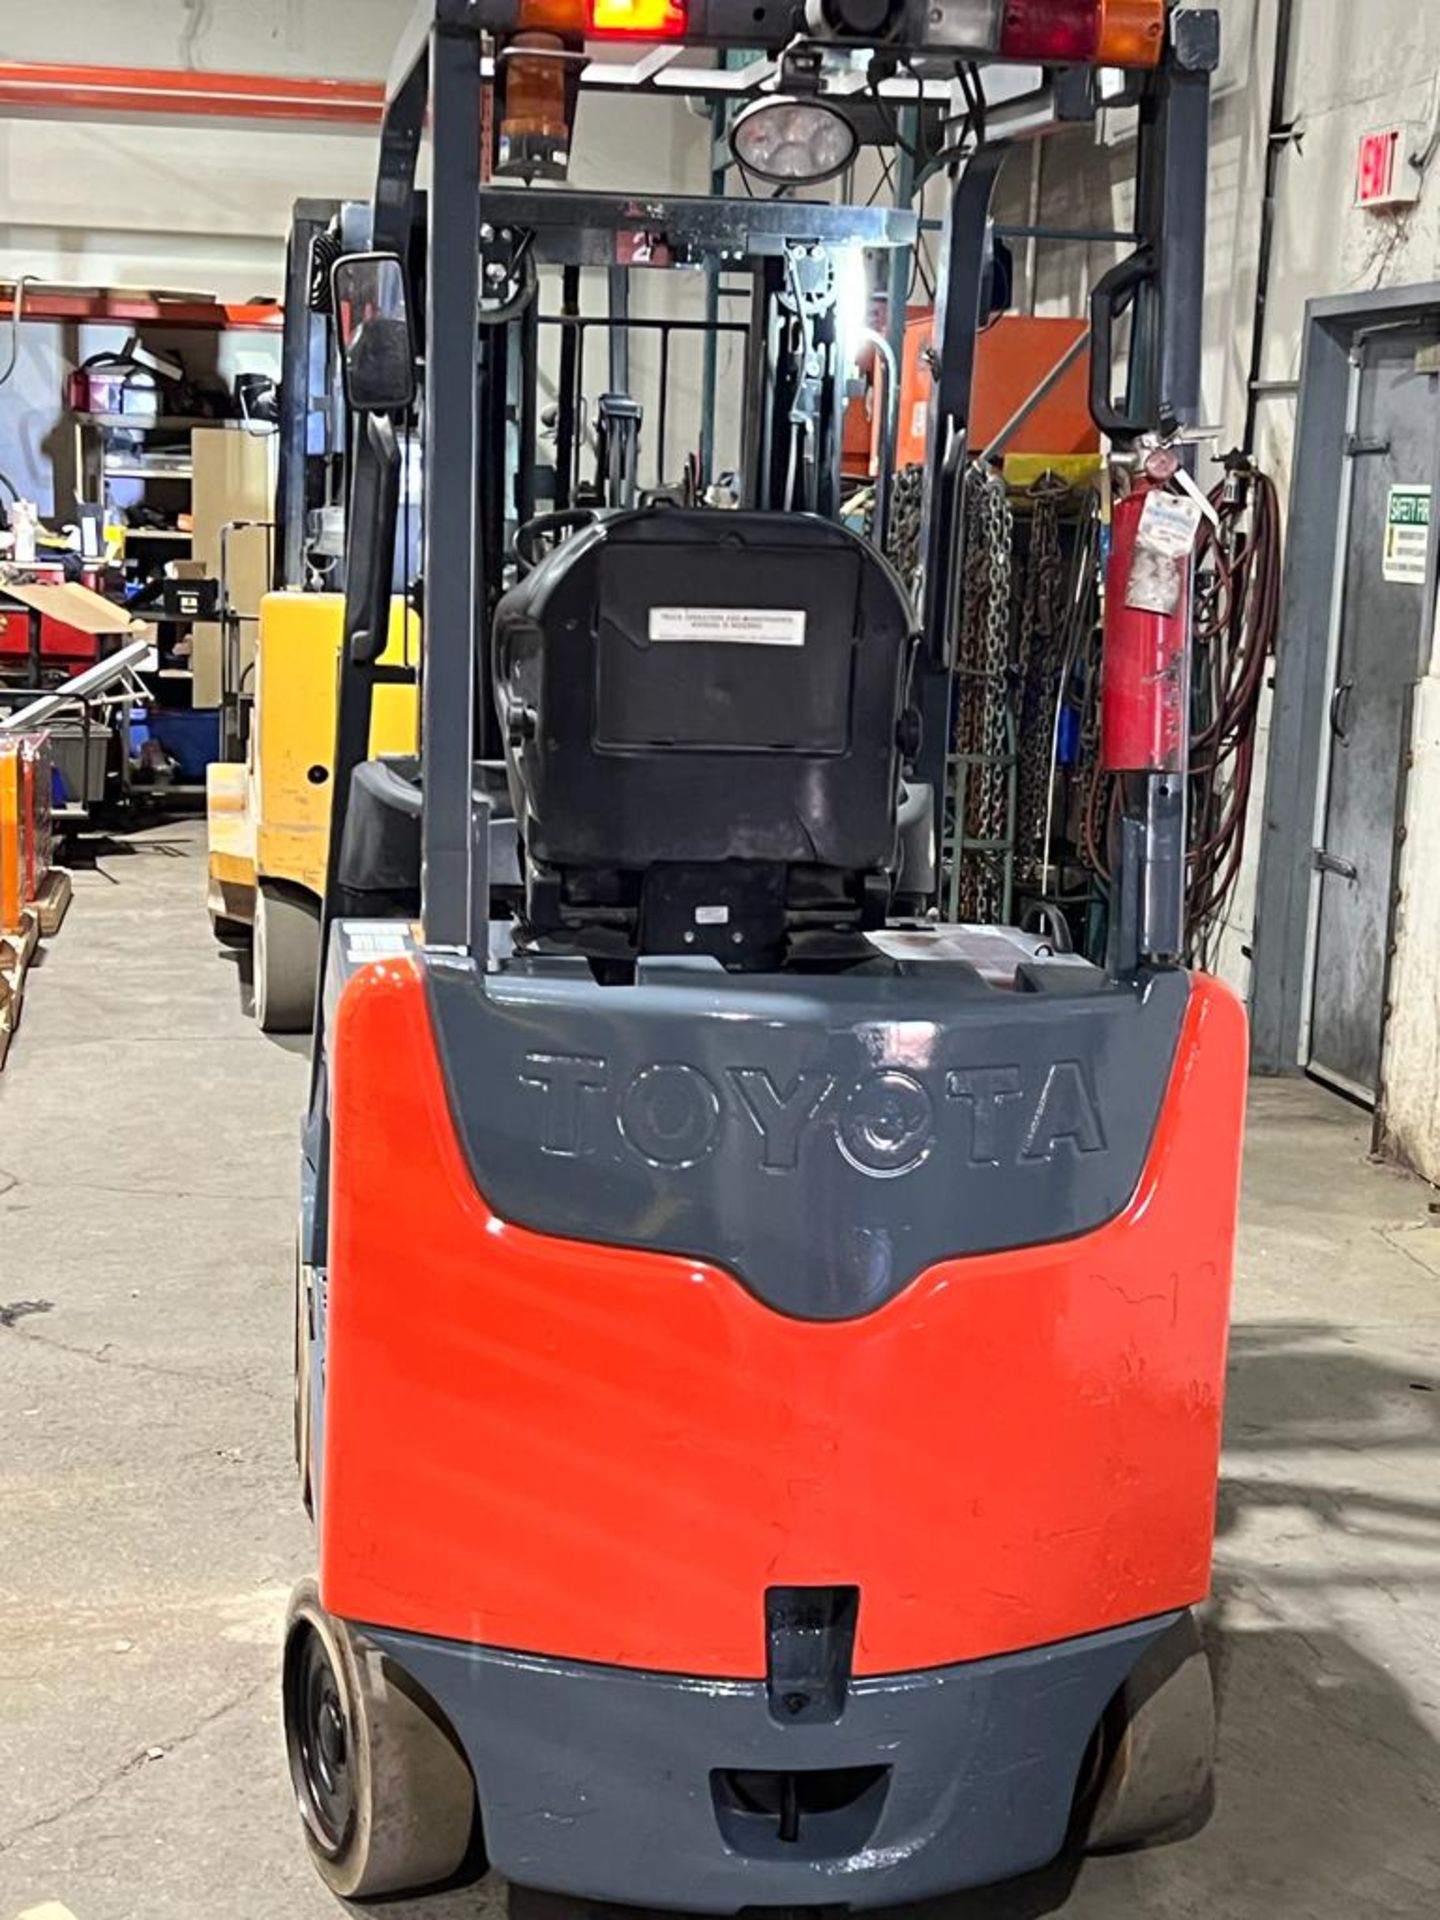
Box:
[1251, 284, 1440, 1116]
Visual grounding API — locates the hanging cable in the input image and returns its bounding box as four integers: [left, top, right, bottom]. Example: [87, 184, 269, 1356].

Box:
[909, 225, 936, 302]
[0, 275, 38, 388]
[1185, 459, 1283, 966]
[1076, 462, 1283, 963]
[911, 64, 987, 198]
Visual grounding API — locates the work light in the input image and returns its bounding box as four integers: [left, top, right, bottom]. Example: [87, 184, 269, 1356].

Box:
[730, 95, 859, 187]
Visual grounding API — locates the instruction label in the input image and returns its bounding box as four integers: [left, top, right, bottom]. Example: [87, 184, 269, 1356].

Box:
[1125, 489, 1204, 616]
[344, 924, 413, 963]
[1136, 487, 1205, 559]
[1384, 484, 1431, 585]
[649, 608, 806, 646]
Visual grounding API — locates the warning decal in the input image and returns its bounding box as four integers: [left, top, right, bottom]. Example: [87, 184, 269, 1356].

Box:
[649, 608, 807, 646]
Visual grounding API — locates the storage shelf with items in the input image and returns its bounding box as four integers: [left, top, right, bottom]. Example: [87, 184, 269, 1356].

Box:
[75, 410, 200, 714]
[70, 384, 276, 790]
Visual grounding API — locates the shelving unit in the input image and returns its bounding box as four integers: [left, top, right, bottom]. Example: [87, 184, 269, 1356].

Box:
[71, 411, 276, 786]
[75, 413, 259, 502]
[103, 460, 195, 482]
[73, 420, 194, 708]
[78, 412, 251, 429]
[0, 287, 282, 331]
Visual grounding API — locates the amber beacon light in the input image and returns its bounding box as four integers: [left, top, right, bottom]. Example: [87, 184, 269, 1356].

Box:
[498, 0, 586, 179]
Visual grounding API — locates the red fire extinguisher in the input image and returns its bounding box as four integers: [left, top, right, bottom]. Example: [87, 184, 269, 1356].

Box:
[1101, 476, 1193, 777]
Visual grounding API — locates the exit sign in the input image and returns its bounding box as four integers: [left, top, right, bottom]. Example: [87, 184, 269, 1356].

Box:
[1357, 125, 1423, 209]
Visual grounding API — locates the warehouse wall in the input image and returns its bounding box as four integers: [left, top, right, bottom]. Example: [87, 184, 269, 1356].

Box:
[1001, 0, 1440, 1181]
[0, 2, 412, 296]
[0, 0, 731, 511]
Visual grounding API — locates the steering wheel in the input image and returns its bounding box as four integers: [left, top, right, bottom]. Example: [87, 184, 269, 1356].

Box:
[511, 507, 599, 577]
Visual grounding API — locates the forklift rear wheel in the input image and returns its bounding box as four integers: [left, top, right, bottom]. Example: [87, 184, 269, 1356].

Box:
[1084, 1611, 1217, 1851]
[283, 1579, 477, 1899]
[254, 882, 319, 1035]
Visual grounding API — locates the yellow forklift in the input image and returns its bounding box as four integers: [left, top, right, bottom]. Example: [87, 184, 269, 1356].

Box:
[206, 201, 419, 1031]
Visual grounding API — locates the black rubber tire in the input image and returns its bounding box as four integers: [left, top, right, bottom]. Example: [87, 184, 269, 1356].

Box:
[283, 1579, 476, 1900]
[1084, 1610, 1217, 1851]
[254, 882, 319, 1035]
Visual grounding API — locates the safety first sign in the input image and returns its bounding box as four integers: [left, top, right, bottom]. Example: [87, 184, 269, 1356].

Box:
[1383, 485, 1432, 586]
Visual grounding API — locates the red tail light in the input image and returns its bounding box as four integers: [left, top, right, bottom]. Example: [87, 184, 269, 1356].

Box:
[1000, 0, 1100, 62]
[585, 0, 687, 36]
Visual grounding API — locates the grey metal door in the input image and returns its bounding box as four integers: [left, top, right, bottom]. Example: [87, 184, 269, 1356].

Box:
[1305, 328, 1439, 1101]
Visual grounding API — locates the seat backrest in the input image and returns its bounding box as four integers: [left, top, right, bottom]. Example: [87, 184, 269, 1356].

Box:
[493, 508, 917, 892]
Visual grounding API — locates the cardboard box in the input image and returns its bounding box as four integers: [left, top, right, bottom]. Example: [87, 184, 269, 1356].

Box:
[0, 579, 152, 647]
[162, 558, 220, 621]
[190, 425, 275, 711]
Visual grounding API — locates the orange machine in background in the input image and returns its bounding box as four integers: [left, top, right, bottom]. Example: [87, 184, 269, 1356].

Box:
[845, 312, 1098, 479]
[0, 734, 52, 933]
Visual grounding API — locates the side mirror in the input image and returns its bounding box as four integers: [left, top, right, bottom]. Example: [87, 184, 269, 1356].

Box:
[331, 252, 416, 415]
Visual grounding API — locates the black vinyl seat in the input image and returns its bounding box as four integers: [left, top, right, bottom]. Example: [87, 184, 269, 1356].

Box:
[492, 507, 918, 967]
[336, 757, 423, 917]
[337, 757, 517, 918]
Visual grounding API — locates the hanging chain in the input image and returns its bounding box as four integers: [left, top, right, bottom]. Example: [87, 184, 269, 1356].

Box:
[951, 462, 1013, 924]
[886, 462, 926, 603]
[1014, 475, 1068, 891]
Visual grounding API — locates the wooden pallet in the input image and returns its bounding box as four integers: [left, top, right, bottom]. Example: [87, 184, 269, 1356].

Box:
[32, 866, 73, 937]
[0, 871, 75, 1069]
[0, 908, 39, 1072]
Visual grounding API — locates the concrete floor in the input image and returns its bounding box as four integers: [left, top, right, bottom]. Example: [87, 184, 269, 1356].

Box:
[2, 819, 1439, 1920]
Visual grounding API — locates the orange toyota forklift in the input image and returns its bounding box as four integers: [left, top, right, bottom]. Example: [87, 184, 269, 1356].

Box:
[283, 0, 1244, 1906]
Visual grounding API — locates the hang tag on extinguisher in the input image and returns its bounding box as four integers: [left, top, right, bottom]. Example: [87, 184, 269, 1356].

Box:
[1126, 487, 1204, 616]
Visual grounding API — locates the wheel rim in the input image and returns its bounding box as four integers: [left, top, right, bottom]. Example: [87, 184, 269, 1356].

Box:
[285, 1618, 357, 1856]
